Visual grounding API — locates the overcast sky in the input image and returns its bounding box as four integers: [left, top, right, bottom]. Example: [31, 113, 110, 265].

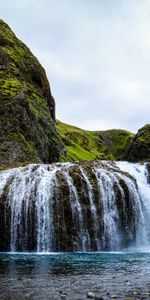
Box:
[1, 0, 150, 132]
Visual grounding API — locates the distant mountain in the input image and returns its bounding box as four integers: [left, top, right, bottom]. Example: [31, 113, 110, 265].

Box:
[0, 20, 64, 167]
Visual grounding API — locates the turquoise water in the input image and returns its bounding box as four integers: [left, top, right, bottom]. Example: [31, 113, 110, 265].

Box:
[0, 252, 150, 299]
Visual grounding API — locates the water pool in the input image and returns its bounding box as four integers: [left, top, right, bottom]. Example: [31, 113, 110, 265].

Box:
[0, 251, 150, 299]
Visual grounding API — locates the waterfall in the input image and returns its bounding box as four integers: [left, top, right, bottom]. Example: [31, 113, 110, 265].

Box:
[0, 161, 149, 252]
[117, 162, 150, 248]
[94, 167, 122, 250]
[80, 167, 100, 250]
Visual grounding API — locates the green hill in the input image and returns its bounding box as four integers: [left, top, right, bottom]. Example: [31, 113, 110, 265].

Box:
[2, 20, 150, 167]
[56, 120, 134, 162]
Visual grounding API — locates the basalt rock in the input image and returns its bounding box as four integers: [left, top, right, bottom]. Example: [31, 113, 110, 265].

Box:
[0, 20, 64, 166]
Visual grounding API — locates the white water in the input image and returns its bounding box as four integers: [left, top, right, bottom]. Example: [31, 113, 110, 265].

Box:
[80, 167, 100, 250]
[117, 161, 150, 247]
[95, 166, 122, 250]
[0, 161, 149, 252]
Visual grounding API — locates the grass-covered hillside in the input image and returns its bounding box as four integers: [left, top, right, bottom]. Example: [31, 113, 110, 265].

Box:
[56, 120, 135, 162]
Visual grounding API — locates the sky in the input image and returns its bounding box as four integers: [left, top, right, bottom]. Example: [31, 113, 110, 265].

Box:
[1, 0, 150, 133]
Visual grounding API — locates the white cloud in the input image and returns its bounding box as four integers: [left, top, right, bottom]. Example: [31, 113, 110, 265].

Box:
[114, 80, 141, 99]
[0, 0, 150, 133]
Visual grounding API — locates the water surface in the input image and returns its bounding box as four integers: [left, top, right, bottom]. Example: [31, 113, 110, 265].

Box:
[0, 251, 150, 299]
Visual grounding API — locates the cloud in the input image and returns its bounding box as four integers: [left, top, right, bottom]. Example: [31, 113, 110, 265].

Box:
[0, 0, 150, 133]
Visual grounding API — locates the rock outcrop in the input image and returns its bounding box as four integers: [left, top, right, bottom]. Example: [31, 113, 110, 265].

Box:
[0, 20, 64, 166]
[122, 125, 150, 162]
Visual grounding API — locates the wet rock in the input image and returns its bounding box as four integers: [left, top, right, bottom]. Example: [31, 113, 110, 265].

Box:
[133, 291, 137, 295]
[60, 295, 66, 299]
[59, 290, 67, 299]
[87, 292, 95, 298]
[87, 292, 103, 300]
[59, 290, 67, 295]
[95, 294, 104, 300]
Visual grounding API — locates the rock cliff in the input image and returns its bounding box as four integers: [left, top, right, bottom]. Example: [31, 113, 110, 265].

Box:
[1, 21, 150, 166]
[122, 125, 150, 162]
[0, 20, 64, 166]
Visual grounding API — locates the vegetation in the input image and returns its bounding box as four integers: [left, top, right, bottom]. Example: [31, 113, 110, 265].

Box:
[1, 20, 149, 166]
[123, 124, 150, 162]
[56, 120, 134, 162]
[0, 19, 63, 166]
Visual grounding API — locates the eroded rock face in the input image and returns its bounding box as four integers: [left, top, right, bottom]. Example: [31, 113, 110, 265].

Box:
[122, 125, 150, 162]
[0, 20, 64, 166]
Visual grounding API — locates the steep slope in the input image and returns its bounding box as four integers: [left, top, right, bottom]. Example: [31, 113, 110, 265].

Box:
[0, 20, 63, 166]
[123, 124, 150, 162]
[56, 120, 134, 161]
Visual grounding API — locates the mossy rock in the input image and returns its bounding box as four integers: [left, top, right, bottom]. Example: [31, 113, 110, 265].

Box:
[0, 20, 64, 166]
[123, 125, 150, 162]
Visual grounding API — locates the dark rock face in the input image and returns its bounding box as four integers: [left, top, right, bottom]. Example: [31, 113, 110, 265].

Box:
[123, 125, 150, 162]
[0, 20, 64, 166]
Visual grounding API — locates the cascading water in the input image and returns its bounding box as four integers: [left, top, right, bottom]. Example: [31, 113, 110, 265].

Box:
[117, 162, 150, 248]
[0, 161, 149, 252]
[94, 167, 122, 250]
[63, 169, 84, 251]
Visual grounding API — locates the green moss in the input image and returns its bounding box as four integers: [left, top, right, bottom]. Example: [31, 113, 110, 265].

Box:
[102, 129, 135, 158]
[0, 150, 8, 160]
[0, 20, 15, 43]
[0, 70, 6, 79]
[123, 124, 150, 162]
[0, 77, 21, 97]
[0, 162, 29, 171]
[8, 133, 37, 154]
[0, 19, 63, 166]
[27, 85, 51, 121]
